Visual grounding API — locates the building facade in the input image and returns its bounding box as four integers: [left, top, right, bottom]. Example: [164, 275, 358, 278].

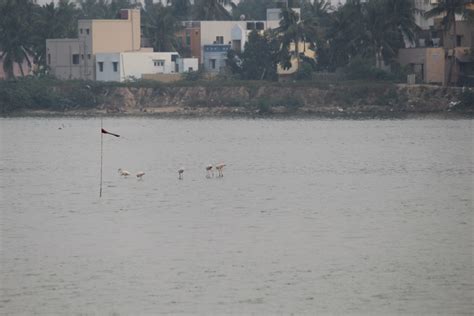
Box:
[95, 52, 198, 82]
[398, 20, 474, 86]
[203, 44, 231, 73]
[46, 9, 143, 80]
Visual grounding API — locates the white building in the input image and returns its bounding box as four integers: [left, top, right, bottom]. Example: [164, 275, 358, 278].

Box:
[95, 52, 198, 82]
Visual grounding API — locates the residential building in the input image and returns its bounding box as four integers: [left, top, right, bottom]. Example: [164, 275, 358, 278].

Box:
[177, 19, 279, 65]
[203, 44, 231, 73]
[398, 20, 474, 86]
[177, 7, 303, 75]
[46, 9, 146, 80]
[95, 52, 198, 82]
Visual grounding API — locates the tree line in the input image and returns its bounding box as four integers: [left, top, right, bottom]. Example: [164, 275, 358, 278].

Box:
[1, 0, 473, 84]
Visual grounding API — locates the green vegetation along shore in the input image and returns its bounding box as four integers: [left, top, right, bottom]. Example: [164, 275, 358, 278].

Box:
[1, 78, 473, 117]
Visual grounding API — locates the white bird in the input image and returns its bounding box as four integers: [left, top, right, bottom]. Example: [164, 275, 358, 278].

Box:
[118, 168, 131, 176]
[178, 167, 184, 180]
[136, 171, 145, 179]
[205, 164, 214, 178]
[215, 163, 226, 177]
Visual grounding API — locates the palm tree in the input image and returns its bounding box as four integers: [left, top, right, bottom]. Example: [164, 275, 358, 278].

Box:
[142, 4, 182, 52]
[167, 0, 192, 20]
[31, 0, 79, 68]
[425, 0, 472, 85]
[78, 0, 135, 19]
[0, 0, 35, 78]
[193, 0, 235, 21]
[363, 0, 418, 69]
[301, 0, 332, 23]
[277, 7, 318, 71]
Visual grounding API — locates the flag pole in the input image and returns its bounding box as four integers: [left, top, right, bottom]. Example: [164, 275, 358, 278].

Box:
[100, 117, 103, 198]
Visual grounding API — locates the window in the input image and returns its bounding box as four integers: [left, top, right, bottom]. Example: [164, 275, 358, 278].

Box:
[186, 32, 191, 46]
[98, 61, 104, 72]
[80, 28, 83, 34]
[72, 54, 80, 65]
[87, 54, 91, 60]
[86, 28, 90, 35]
[246, 22, 255, 30]
[112, 62, 118, 72]
[171, 54, 178, 62]
[188, 67, 193, 72]
[47, 54, 51, 65]
[154, 60, 165, 67]
[256, 22, 264, 30]
[209, 59, 216, 69]
[216, 36, 224, 44]
[456, 35, 463, 46]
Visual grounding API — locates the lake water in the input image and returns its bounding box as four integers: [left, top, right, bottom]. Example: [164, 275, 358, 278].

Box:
[0, 117, 472, 315]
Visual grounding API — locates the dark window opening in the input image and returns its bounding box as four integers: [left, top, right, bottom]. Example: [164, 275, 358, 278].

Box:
[246, 22, 255, 30]
[456, 35, 463, 47]
[215, 36, 224, 44]
[209, 59, 216, 69]
[113, 62, 118, 72]
[98, 61, 104, 72]
[72, 54, 80, 64]
[86, 28, 90, 35]
[171, 54, 178, 62]
[256, 22, 264, 30]
[80, 28, 83, 34]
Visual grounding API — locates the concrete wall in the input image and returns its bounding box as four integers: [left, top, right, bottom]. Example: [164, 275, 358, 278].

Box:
[425, 48, 445, 84]
[178, 58, 199, 73]
[398, 47, 445, 85]
[96, 52, 181, 82]
[141, 73, 181, 82]
[443, 21, 474, 49]
[95, 53, 121, 82]
[85, 9, 141, 53]
[203, 45, 230, 73]
[46, 39, 94, 80]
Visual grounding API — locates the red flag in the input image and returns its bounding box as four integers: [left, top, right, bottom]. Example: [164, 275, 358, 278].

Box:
[101, 128, 120, 137]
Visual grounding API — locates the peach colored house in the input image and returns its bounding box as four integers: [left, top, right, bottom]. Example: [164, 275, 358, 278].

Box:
[46, 9, 147, 80]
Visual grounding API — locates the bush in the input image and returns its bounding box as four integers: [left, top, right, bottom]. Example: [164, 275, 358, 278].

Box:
[344, 56, 396, 81]
[182, 69, 204, 81]
[458, 89, 474, 109]
[295, 62, 314, 81]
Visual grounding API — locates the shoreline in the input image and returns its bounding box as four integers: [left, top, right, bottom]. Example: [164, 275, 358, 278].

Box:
[3, 108, 472, 119]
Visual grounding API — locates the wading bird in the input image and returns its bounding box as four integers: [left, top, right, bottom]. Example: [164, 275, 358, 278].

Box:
[118, 168, 131, 176]
[178, 167, 184, 180]
[206, 164, 214, 178]
[136, 171, 145, 179]
[215, 163, 225, 177]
